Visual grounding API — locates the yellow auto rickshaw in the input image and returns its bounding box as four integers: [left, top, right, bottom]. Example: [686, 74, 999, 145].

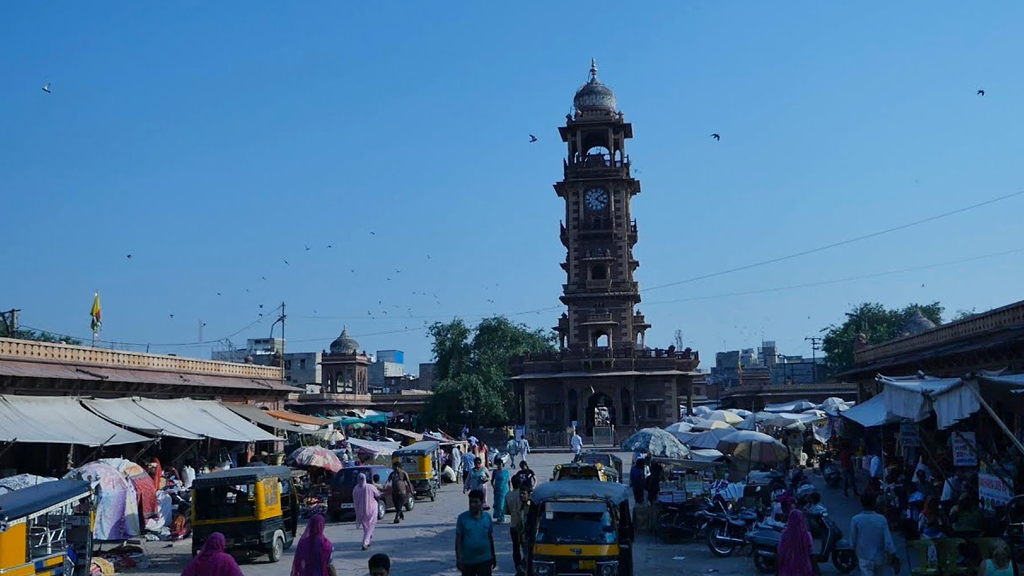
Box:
[0, 480, 93, 576]
[191, 466, 298, 562]
[391, 440, 441, 501]
[574, 451, 625, 482]
[525, 480, 634, 576]
[551, 462, 620, 483]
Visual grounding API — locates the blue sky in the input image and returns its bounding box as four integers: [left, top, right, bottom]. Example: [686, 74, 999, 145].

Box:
[3, 2, 1023, 372]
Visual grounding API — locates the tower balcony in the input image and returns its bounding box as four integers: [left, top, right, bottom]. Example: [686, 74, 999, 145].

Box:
[628, 220, 638, 244]
[560, 221, 569, 247]
[563, 154, 631, 180]
[580, 313, 616, 325]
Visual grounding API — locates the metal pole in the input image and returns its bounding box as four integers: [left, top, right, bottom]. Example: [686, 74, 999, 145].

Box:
[963, 379, 1024, 458]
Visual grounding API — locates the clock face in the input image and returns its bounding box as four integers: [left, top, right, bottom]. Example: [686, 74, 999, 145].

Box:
[585, 188, 609, 211]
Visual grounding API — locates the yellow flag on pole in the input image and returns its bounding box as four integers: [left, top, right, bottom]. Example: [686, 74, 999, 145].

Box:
[90, 291, 102, 334]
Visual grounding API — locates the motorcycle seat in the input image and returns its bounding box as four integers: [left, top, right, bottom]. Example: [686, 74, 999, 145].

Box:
[739, 510, 759, 522]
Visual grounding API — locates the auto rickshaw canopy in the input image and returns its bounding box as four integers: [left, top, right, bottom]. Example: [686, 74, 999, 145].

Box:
[192, 465, 292, 488]
[529, 479, 631, 505]
[392, 440, 440, 456]
[0, 480, 91, 527]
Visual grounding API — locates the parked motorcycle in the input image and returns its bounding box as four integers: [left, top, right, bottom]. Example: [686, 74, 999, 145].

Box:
[704, 500, 762, 557]
[746, 505, 857, 574]
[822, 462, 842, 488]
[657, 496, 713, 543]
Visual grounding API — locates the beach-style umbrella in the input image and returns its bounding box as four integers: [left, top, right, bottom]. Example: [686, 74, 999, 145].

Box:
[727, 408, 754, 418]
[716, 430, 789, 465]
[621, 428, 690, 459]
[706, 410, 744, 425]
[664, 421, 695, 439]
[690, 418, 733, 431]
[314, 428, 346, 443]
[676, 428, 736, 449]
[692, 406, 713, 417]
[289, 446, 343, 472]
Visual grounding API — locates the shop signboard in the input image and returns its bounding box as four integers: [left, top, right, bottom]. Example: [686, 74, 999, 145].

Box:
[951, 432, 978, 467]
[979, 473, 1013, 512]
[899, 423, 920, 447]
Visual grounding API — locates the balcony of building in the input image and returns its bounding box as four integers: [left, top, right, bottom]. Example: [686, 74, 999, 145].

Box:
[563, 153, 630, 179]
[510, 345, 701, 374]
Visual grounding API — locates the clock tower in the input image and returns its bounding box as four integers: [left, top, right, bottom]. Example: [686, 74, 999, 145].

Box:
[554, 59, 649, 353]
[510, 62, 704, 440]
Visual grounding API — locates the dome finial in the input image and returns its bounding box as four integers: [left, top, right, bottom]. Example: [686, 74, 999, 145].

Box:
[589, 58, 598, 82]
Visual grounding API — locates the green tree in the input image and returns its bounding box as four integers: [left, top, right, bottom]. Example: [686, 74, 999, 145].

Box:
[422, 316, 555, 429]
[0, 321, 82, 345]
[952, 308, 977, 321]
[821, 301, 943, 374]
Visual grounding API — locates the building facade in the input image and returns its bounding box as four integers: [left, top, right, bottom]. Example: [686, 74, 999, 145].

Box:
[510, 62, 703, 438]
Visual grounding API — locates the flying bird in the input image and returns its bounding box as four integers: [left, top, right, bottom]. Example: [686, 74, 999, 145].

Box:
[326, 244, 333, 249]
[169, 314, 174, 319]
[977, 89, 985, 96]
[126, 254, 132, 259]
[304, 245, 310, 251]
[529, 134, 538, 143]
[216, 292, 222, 296]
[283, 260, 290, 266]
[262, 276, 267, 281]
[259, 304, 264, 309]
[41, 83, 51, 94]
[711, 133, 720, 141]
[369, 231, 376, 235]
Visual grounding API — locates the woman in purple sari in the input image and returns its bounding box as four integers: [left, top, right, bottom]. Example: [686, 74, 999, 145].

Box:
[291, 514, 337, 576]
[181, 533, 243, 576]
[353, 473, 381, 550]
[777, 509, 817, 576]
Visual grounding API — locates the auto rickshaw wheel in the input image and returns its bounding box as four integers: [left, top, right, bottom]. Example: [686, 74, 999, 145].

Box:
[405, 497, 415, 512]
[429, 486, 436, 501]
[377, 504, 386, 520]
[268, 531, 285, 563]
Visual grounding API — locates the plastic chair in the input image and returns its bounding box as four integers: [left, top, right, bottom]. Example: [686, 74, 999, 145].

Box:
[934, 538, 966, 576]
[908, 539, 939, 576]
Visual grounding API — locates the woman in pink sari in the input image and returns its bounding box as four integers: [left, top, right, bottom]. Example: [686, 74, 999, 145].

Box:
[181, 533, 243, 576]
[777, 509, 817, 576]
[353, 473, 381, 550]
[291, 514, 337, 576]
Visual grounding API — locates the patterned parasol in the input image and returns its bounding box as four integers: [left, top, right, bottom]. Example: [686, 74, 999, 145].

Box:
[289, 446, 343, 472]
[620, 427, 690, 459]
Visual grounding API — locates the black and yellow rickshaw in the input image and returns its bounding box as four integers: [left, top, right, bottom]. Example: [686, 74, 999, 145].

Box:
[525, 480, 634, 576]
[0, 480, 93, 576]
[391, 440, 441, 501]
[574, 451, 624, 482]
[191, 466, 298, 562]
[551, 462, 619, 483]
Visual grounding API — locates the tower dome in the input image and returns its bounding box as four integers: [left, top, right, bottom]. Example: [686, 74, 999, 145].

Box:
[901, 310, 936, 337]
[573, 59, 617, 115]
[329, 326, 360, 355]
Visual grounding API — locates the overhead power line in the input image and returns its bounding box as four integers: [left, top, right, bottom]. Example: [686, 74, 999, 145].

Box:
[641, 188, 1024, 293]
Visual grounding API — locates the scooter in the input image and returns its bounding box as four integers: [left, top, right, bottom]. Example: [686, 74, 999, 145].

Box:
[746, 504, 857, 574]
[822, 462, 842, 488]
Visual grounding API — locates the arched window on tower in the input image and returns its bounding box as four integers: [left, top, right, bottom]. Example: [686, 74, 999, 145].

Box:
[593, 331, 609, 348]
[590, 265, 607, 280]
[584, 146, 611, 168]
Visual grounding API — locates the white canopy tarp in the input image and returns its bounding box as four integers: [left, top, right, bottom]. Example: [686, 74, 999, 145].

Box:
[840, 393, 900, 428]
[763, 400, 816, 413]
[689, 448, 724, 462]
[819, 397, 854, 414]
[0, 395, 149, 446]
[760, 412, 824, 428]
[130, 398, 279, 442]
[347, 438, 401, 455]
[83, 397, 203, 439]
[879, 375, 978, 430]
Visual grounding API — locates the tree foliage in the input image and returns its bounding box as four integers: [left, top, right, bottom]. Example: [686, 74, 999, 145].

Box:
[821, 301, 943, 375]
[422, 316, 556, 430]
[0, 322, 82, 346]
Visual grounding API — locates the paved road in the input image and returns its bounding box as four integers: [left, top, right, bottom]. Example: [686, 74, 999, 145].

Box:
[140, 453, 874, 576]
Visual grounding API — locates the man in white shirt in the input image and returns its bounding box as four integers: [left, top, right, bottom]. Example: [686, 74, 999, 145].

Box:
[850, 493, 897, 576]
[869, 453, 883, 480]
[451, 445, 463, 477]
[516, 435, 530, 460]
[570, 431, 583, 456]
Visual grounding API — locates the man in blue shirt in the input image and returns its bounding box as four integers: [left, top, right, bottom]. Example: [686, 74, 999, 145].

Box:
[456, 489, 496, 576]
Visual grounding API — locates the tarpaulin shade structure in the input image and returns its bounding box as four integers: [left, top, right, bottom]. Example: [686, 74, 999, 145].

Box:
[763, 400, 817, 413]
[265, 410, 333, 427]
[0, 395, 149, 446]
[879, 375, 979, 430]
[346, 438, 401, 455]
[83, 397, 203, 439]
[339, 414, 387, 426]
[128, 398, 278, 442]
[840, 393, 900, 428]
[225, 404, 313, 434]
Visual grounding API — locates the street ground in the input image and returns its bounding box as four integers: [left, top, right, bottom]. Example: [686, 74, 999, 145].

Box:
[137, 452, 887, 576]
